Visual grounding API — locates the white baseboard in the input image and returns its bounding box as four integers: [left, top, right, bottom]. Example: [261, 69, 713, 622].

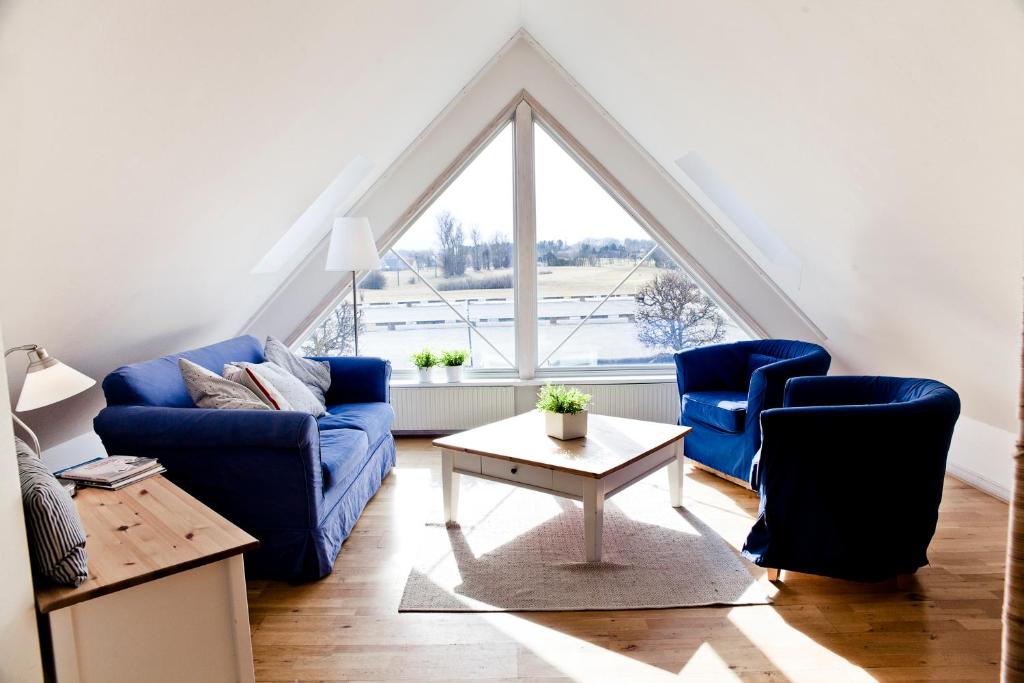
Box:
[946, 462, 1010, 502]
[944, 416, 1016, 503]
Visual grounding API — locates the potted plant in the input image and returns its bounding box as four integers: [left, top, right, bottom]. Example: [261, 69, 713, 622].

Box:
[410, 348, 437, 383]
[440, 349, 469, 382]
[535, 384, 592, 440]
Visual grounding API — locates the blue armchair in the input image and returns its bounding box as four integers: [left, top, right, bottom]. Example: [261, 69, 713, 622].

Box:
[742, 376, 960, 582]
[673, 339, 831, 483]
[94, 335, 395, 582]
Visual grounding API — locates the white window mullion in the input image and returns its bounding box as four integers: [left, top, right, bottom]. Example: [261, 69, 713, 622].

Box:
[513, 100, 538, 379]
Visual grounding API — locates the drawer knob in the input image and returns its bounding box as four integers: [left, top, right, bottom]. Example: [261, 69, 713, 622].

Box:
[510, 466, 518, 474]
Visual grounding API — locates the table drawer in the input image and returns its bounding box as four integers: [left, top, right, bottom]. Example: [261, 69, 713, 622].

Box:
[454, 452, 481, 474]
[552, 470, 585, 497]
[481, 456, 553, 489]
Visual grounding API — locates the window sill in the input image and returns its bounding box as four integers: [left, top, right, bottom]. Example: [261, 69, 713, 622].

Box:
[390, 374, 675, 388]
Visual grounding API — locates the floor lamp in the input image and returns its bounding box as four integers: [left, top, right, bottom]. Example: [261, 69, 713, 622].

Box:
[326, 217, 381, 356]
[4, 344, 95, 456]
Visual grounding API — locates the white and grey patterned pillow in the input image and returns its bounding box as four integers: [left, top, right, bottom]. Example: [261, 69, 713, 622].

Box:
[264, 337, 331, 408]
[229, 361, 326, 417]
[178, 358, 270, 411]
[223, 363, 294, 411]
[16, 438, 88, 587]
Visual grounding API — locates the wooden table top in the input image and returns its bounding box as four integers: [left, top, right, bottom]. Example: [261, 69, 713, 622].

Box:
[433, 410, 690, 479]
[35, 475, 258, 613]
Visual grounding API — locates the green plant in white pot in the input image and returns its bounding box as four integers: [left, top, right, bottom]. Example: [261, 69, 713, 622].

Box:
[536, 384, 592, 440]
[440, 349, 469, 382]
[411, 348, 437, 383]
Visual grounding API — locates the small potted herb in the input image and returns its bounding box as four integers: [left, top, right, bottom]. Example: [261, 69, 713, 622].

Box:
[411, 348, 437, 383]
[440, 349, 469, 382]
[536, 384, 592, 440]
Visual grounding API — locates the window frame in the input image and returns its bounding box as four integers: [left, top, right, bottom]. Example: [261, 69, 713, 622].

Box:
[293, 91, 760, 380]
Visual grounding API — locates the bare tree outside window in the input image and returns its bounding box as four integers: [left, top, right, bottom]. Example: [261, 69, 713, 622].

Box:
[634, 270, 727, 351]
[300, 301, 364, 356]
[469, 226, 483, 272]
[435, 210, 467, 278]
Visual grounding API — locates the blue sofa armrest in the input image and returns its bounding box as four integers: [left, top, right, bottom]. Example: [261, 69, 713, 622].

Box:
[94, 406, 324, 530]
[312, 356, 391, 405]
[673, 344, 747, 396]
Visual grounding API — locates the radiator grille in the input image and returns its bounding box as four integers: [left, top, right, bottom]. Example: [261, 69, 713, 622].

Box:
[582, 383, 678, 424]
[391, 382, 678, 433]
[391, 385, 515, 432]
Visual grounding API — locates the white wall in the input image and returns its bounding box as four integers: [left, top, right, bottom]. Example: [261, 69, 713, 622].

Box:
[519, 1, 1024, 494]
[0, 0, 522, 448]
[0, 325, 44, 682]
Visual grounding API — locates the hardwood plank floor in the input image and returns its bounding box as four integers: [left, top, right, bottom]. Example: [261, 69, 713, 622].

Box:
[248, 437, 1008, 681]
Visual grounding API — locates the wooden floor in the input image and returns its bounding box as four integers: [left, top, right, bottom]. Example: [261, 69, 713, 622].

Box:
[248, 437, 1009, 682]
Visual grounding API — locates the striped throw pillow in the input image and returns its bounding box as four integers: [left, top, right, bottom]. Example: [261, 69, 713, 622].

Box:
[16, 438, 88, 587]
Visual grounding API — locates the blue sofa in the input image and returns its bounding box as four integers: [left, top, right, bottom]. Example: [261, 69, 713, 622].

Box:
[673, 339, 831, 483]
[93, 335, 395, 582]
[742, 376, 960, 582]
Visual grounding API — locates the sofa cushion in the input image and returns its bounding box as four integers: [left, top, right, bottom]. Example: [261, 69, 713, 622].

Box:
[104, 335, 265, 407]
[682, 390, 748, 433]
[178, 358, 270, 411]
[16, 438, 88, 586]
[229, 361, 325, 417]
[319, 403, 395, 450]
[319, 428, 370, 510]
[224, 364, 294, 411]
[264, 337, 331, 408]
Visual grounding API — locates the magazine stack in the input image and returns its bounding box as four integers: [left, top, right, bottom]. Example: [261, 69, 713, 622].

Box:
[58, 456, 166, 491]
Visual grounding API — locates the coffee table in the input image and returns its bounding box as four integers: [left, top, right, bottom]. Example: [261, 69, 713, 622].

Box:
[433, 411, 691, 562]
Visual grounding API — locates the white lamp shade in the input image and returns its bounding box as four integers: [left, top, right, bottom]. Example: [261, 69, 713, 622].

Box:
[16, 360, 95, 412]
[326, 217, 381, 271]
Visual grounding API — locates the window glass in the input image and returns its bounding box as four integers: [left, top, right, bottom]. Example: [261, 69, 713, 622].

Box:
[535, 123, 746, 368]
[301, 124, 515, 370]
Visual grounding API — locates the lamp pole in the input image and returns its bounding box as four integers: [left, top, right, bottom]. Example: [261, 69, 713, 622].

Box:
[352, 271, 359, 356]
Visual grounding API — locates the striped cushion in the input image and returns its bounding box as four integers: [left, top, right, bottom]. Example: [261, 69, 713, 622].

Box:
[16, 438, 88, 586]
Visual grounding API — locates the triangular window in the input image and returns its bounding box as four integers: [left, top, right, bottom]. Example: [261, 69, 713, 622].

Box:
[298, 96, 748, 377]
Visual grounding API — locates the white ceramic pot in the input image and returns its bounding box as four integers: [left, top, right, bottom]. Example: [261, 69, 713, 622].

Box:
[545, 410, 588, 440]
[444, 366, 463, 383]
[417, 367, 434, 383]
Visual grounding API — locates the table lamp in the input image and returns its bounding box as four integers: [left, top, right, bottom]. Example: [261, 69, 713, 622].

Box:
[5, 344, 95, 456]
[325, 216, 381, 356]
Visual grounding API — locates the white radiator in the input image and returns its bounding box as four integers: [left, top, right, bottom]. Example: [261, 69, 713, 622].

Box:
[581, 383, 679, 424]
[391, 381, 678, 433]
[391, 385, 515, 432]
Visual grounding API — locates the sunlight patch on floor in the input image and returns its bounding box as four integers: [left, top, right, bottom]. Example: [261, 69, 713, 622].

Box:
[677, 642, 744, 681]
[481, 611, 685, 681]
[727, 606, 875, 682]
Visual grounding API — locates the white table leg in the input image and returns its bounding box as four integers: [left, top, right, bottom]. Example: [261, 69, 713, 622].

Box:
[442, 449, 460, 524]
[668, 439, 685, 508]
[583, 478, 605, 562]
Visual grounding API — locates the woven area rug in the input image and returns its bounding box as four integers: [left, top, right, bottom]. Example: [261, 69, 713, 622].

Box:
[399, 482, 769, 612]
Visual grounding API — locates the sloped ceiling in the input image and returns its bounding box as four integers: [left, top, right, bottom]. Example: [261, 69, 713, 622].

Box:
[1, 0, 1022, 455]
[518, 1, 1024, 434]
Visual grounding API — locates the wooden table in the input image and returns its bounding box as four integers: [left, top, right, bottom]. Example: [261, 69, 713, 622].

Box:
[433, 411, 690, 562]
[35, 476, 259, 683]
